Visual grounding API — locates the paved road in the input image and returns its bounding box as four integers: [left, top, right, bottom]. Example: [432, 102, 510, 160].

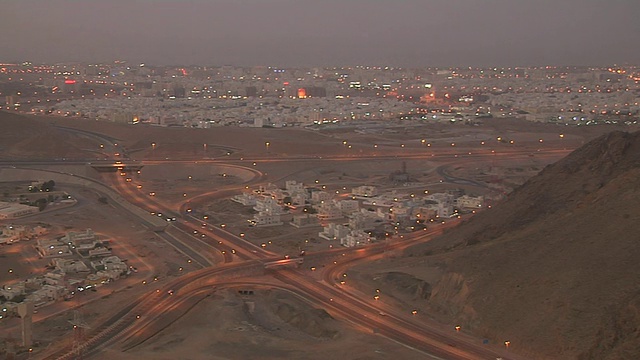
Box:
[3, 142, 566, 359]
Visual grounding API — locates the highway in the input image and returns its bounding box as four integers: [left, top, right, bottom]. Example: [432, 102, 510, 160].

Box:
[0, 145, 571, 168]
[17, 136, 570, 359]
[41, 208, 520, 359]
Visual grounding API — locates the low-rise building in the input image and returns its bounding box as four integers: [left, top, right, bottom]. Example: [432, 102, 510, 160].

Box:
[63, 229, 96, 245]
[425, 193, 455, 217]
[311, 190, 332, 204]
[0, 283, 25, 301]
[0, 202, 38, 219]
[291, 193, 309, 206]
[232, 193, 258, 206]
[53, 258, 90, 273]
[336, 199, 360, 215]
[43, 272, 65, 286]
[291, 214, 320, 228]
[319, 223, 350, 241]
[342, 230, 372, 247]
[36, 239, 72, 258]
[87, 247, 112, 258]
[251, 196, 285, 227]
[285, 180, 305, 193]
[0, 224, 26, 243]
[252, 213, 283, 227]
[103, 256, 128, 273]
[349, 210, 385, 230]
[455, 195, 484, 209]
[36, 284, 67, 302]
[253, 197, 282, 215]
[316, 203, 343, 222]
[352, 185, 378, 197]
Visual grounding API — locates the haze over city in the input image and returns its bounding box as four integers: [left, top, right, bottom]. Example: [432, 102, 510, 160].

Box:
[2, 0, 640, 67]
[2, 1, 640, 360]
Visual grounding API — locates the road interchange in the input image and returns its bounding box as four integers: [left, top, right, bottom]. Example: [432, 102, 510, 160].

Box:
[13, 136, 572, 360]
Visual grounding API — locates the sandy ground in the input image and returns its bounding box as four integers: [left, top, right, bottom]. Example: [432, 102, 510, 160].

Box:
[99, 288, 427, 360]
[2, 111, 635, 359]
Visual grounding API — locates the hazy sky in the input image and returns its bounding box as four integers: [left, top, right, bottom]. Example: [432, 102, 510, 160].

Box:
[2, 0, 639, 67]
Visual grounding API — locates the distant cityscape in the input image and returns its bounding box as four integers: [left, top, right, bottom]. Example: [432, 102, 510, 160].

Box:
[1, 60, 639, 360]
[2, 62, 639, 128]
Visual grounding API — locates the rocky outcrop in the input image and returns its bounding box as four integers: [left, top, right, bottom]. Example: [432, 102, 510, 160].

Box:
[386, 130, 640, 359]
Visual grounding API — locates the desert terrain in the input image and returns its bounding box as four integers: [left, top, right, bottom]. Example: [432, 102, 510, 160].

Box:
[1, 110, 638, 359]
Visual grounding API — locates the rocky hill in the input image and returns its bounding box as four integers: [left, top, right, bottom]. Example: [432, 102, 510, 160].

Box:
[383, 130, 640, 359]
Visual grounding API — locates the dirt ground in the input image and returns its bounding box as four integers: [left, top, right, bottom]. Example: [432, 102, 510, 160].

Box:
[2, 111, 635, 359]
[100, 288, 426, 360]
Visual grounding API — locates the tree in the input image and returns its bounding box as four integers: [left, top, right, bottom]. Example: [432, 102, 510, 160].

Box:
[36, 198, 47, 211]
[41, 180, 56, 192]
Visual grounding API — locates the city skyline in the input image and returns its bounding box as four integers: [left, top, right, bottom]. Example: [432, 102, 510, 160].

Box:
[2, 0, 640, 67]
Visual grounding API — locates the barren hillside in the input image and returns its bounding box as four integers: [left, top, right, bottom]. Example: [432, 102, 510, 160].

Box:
[375, 130, 640, 359]
[0, 111, 99, 160]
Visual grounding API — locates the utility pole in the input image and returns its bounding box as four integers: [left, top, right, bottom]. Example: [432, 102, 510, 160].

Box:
[69, 310, 90, 360]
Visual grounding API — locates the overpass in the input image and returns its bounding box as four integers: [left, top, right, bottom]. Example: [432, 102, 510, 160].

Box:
[90, 161, 143, 173]
[263, 257, 304, 270]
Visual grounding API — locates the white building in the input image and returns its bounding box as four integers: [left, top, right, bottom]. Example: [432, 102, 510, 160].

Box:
[232, 193, 258, 206]
[53, 258, 90, 273]
[291, 193, 308, 206]
[319, 223, 350, 241]
[348, 210, 384, 231]
[253, 197, 282, 215]
[342, 230, 372, 247]
[311, 191, 332, 204]
[291, 214, 320, 228]
[0, 202, 38, 219]
[43, 272, 65, 286]
[63, 229, 96, 245]
[352, 185, 378, 197]
[0, 283, 25, 301]
[36, 239, 72, 258]
[455, 195, 484, 209]
[36, 284, 67, 302]
[251, 196, 285, 226]
[285, 180, 305, 193]
[252, 213, 283, 227]
[336, 200, 359, 215]
[425, 193, 455, 217]
[316, 203, 343, 222]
